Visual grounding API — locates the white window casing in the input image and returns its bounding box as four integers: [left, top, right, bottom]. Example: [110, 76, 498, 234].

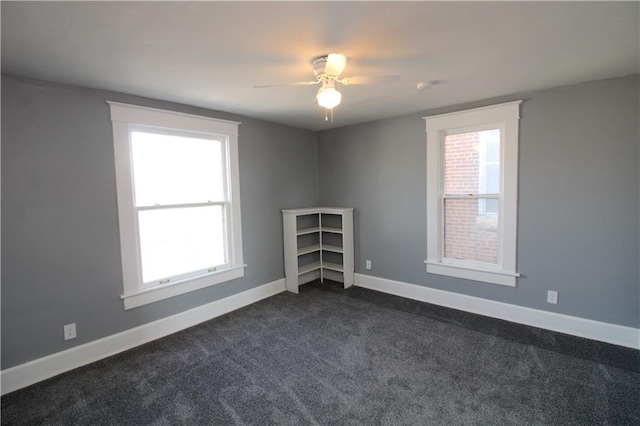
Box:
[424, 101, 522, 286]
[109, 102, 245, 309]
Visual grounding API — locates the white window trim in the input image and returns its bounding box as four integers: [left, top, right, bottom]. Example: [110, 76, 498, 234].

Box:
[424, 101, 522, 286]
[109, 101, 245, 309]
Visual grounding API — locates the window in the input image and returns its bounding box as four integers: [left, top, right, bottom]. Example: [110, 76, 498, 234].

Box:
[424, 101, 521, 286]
[109, 102, 244, 309]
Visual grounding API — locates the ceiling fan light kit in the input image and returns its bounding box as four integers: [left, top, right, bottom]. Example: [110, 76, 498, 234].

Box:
[316, 80, 342, 109]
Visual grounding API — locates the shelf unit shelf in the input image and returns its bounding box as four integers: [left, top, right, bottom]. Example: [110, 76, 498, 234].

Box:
[297, 226, 320, 236]
[322, 261, 344, 273]
[298, 261, 321, 275]
[322, 227, 343, 234]
[321, 244, 343, 253]
[283, 207, 354, 294]
[297, 244, 321, 256]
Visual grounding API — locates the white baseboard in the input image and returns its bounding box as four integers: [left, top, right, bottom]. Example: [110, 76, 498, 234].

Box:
[355, 273, 640, 350]
[1, 278, 286, 395]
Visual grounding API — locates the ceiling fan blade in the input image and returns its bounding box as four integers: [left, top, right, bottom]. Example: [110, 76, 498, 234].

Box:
[340, 74, 401, 85]
[253, 81, 319, 89]
[324, 53, 347, 76]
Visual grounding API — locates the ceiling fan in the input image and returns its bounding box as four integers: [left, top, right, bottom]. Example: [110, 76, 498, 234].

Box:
[254, 53, 399, 119]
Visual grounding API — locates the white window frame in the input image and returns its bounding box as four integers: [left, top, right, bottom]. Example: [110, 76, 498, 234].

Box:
[109, 102, 245, 309]
[424, 101, 521, 286]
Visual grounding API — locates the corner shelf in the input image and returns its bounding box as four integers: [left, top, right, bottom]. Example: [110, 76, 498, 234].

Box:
[282, 207, 354, 294]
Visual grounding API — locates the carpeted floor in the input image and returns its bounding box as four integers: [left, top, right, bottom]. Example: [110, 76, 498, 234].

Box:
[2, 280, 639, 425]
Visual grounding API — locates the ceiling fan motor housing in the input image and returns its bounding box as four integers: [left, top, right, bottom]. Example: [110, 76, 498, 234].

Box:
[312, 56, 329, 77]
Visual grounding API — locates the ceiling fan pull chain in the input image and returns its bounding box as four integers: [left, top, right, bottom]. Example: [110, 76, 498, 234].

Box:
[324, 108, 335, 123]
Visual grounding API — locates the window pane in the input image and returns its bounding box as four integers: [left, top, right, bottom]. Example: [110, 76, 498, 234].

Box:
[485, 164, 500, 194]
[138, 205, 226, 284]
[131, 131, 225, 206]
[445, 129, 500, 195]
[481, 198, 499, 214]
[482, 129, 500, 163]
[444, 132, 479, 194]
[444, 198, 498, 264]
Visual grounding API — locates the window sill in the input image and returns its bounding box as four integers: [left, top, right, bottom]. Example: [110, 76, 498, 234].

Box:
[424, 261, 518, 287]
[122, 265, 246, 310]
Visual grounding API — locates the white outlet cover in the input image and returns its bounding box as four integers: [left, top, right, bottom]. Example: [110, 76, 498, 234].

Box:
[547, 291, 558, 304]
[64, 323, 77, 340]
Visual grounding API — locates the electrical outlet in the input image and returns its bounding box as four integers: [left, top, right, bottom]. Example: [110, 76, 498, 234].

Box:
[547, 291, 558, 305]
[365, 260, 372, 270]
[64, 323, 77, 340]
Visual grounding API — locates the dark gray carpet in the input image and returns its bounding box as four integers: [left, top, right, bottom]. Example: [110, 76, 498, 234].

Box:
[2, 280, 639, 425]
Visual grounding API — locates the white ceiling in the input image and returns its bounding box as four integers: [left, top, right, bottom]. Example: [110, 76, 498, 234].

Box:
[2, 2, 639, 131]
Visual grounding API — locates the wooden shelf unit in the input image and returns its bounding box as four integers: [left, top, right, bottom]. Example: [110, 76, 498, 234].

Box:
[282, 207, 354, 293]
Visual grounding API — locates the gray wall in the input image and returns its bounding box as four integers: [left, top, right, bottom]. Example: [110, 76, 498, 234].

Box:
[319, 75, 640, 328]
[1, 75, 319, 369]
